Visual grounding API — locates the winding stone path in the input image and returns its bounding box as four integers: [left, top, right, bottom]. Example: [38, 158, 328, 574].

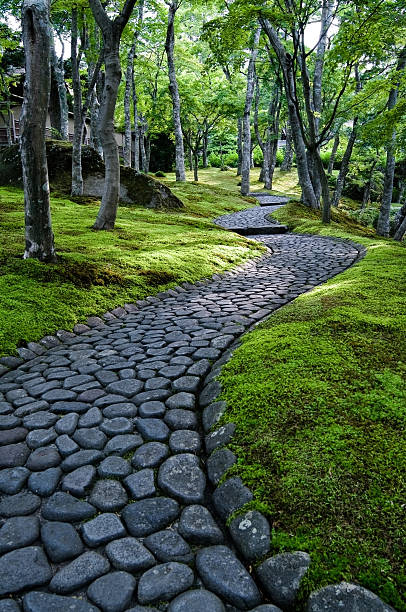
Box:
[0, 204, 364, 611]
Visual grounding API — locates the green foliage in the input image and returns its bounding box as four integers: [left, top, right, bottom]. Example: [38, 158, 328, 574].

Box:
[275, 149, 284, 167]
[224, 152, 239, 167]
[253, 147, 263, 166]
[208, 152, 222, 168]
[220, 200, 406, 611]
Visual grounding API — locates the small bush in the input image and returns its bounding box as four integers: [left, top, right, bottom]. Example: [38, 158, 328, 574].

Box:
[276, 149, 285, 167]
[320, 150, 331, 168]
[224, 152, 239, 168]
[208, 153, 222, 168]
[253, 148, 263, 166]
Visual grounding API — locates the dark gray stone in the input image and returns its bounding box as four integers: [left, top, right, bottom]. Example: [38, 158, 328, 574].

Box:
[82, 513, 126, 547]
[0, 516, 40, 554]
[100, 418, 133, 436]
[23, 412, 58, 430]
[0, 428, 28, 446]
[106, 380, 143, 398]
[213, 477, 253, 521]
[52, 401, 89, 414]
[103, 403, 137, 418]
[199, 381, 222, 407]
[187, 359, 211, 377]
[104, 433, 142, 455]
[138, 401, 166, 418]
[0, 599, 20, 612]
[145, 377, 171, 391]
[144, 529, 193, 564]
[28, 467, 61, 496]
[78, 407, 103, 428]
[135, 418, 169, 442]
[73, 428, 107, 450]
[26, 446, 61, 471]
[61, 465, 96, 497]
[97, 456, 131, 479]
[23, 591, 99, 612]
[164, 409, 197, 431]
[229, 511, 270, 562]
[158, 453, 205, 504]
[0, 546, 52, 595]
[160, 365, 187, 379]
[132, 442, 169, 468]
[168, 589, 226, 612]
[41, 521, 84, 562]
[122, 497, 179, 537]
[0, 442, 30, 468]
[202, 401, 227, 433]
[172, 376, 200, 394]
[61, 450, 104, 472]
[124, 468, 155, 499]
[0, 414, 21, 430]
[0, 466, 30, 494]
[43, 389, 77, 402]
[205, 424, 236, 454]
[196, 545, 261, 609]
[42, 492, 96, 522]
[207, 449, 236, 485]
[87, 571, 136, 612]
[105, 537, 156, 572]
[0, 491, 41, 517]
[249, 607, 282, 612]
[49, 552, 110, 594]
[166, 393, 195, 410]
[89, 479, 128, 511]
[55, 434, 80, 456]
[306, 582, 396, 612]
[55, 413, 79, 435]
[178, 505, 223, 545]
[137, 562, 194, 605]
[256, 552, 311, 610]
[26, 428, 57, 450]
[169, 430, 201, 454]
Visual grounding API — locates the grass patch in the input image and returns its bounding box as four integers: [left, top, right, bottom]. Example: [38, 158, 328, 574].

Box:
[0, 176, 264, 356]
[219, 201, 406, 610]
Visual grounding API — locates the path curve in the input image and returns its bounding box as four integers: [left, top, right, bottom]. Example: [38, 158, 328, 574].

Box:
[0, 205, 363, 612]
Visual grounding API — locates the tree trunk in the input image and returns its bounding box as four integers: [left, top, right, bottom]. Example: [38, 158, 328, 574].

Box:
[193, 151, 199, 181]
[165, 2, 185, 182]
[327, 131, 340, 175]
[280, 122, 293, 171]
[361, 160, 377, 210]
[331, 118, 358, 207]
[313, 0, 334, 138]
[202, 123, 208, 168]
[21, 0, 56, 262]
[187, 136, 193, 170]
[393, 193, 406, 240]
[377, 47, 406, 236]
[139, 120, 147, 173]
[132, 76, 140, 171]
[237, 117, 242, 175]
[71, 9, 83, 196]
[145, 134, 151, 173]
[123, 43, 135, 167]
[393, 213, 406, 241]
[241, 27, 261, 196]
[50, 31, 68, 140]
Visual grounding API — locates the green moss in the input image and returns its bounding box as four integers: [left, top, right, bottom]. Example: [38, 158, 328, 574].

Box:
[219, 201, 406, 610]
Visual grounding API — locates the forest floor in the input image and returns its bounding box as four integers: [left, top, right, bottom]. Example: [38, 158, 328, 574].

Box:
[0, 166, 405, 609]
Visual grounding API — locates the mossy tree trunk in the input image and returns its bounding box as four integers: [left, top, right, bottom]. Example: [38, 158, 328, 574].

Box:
[280, 122, 293, 172]
[71, 8, 83, 196]
[241, 27, 261, 196]
[21, 0, 56, 262]
[327, 131, 340, 175]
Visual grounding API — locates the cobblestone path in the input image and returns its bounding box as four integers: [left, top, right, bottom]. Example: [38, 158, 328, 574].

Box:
[0, 205, 362, 612]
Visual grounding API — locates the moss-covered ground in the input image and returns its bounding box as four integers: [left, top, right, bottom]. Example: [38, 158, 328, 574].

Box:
[219, 200, 406, 610]
[0, 177, 263, 356]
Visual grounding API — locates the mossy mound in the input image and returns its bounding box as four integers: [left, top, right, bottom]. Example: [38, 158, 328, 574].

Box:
[0, 141, 183, 210]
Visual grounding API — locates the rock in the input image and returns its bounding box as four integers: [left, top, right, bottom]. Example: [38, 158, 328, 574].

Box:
[105, 537, 156, 572]
[306, 582, 396, 612]
[28, 467, 61, 496]
[213, 477, 253, 521]
[23, 411, 58, 430]
[82, 513, 127, 547]
[106, 380, 143, 398]
[169, 430, 201, 454]
[97, 456, 131, 479]
[49, 552, 110, 594]
[164, 409, 197, 431]
[144, 529, 193, 564]
[23, 591, 99, 612]
[135, 418, 170, 442]
[249, 607, 282, 612]
[168, 589, 226, 612]
[0, 442, 30, 468]
[138, 401, 166, 418]
[172, 376, 200, 394]
[61, 450, 104, 472]
[124, 469, 156, 500]
[0, 516, 40, 554]
[229, 511, 270, 562]
[256, 552, 311, 610]
[0, 546, 52, 595]
[205, 424, 236, 454]
[0, 491, 41, 517]
[73, 427, 106, 450]
[132, 442, 169, 468]
[26, 446, 61, 471]
[104, 433, 142, 455]
[55, 434, 80, 456]
[122, 497, 179, 537]
[166, 393, 195, 410]
[87, 571, 136, 612]
[61, 465, 96, 497]
[100, 418, 133, 436]
[55, 413, 79, 435]
[178, 505, 223, 545]
[196, 545, 262, 610]
[137, 562, 194, 605]
[207, 449, 236, 485]
[199, 381, 222, 407]
[0, 427, 28, 446]
[202, 401, 227, 433]
[89, 479, 128, 511]
[158, 453, 206, 504]
[42, 492, 96, 522]
[0, 466, 30, 494]
[0, 600, 20, 612]
[41, 521, 84, 562]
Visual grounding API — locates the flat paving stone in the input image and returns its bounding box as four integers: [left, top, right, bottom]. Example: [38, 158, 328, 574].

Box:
[138, 401, 166, 418]
[122, 497, 179, 537]
[0, 491, 41, 517]
[229, 511, 270, 562]
[124, 468, 156, 499]
[0, 547, 51, 595]
[135, 417, 169, 441]
[132, 442, 169, 468]
[42, 492, 96, 522]
[169, 429, 201, 453]
[49, 551, 110, 594]
[55, 413, 79, 435]
[0, 442, 30, 468]
[164, 409, 197, 431]
[137, 562, 194, 605]
[26, 446, 61, 471]
[61, 465, 96, 496]
[87, 571, 136, 612]
[100, 418, 133, 436]
[0, 466, 30, 494]
[178, 505, 223, 545]
[82, 513, 126, 547]
[23, 592, 99, 612]
[61, 450, 104, 472]
[105, 537, 156, 572]
[73, 428, 107, 450]
[158, 453, 206, 504]
[28, 467, 61, 496]
[97, 456, 131, 478]
[104, 433, 142, 455]
[90, 478, 128, 510]
[168, 589, 226, 612]
[103, 402, 137, 418]
[144, 529, 193, 564]
[0, 516, 40, 554]
[41, 521, 84, 562]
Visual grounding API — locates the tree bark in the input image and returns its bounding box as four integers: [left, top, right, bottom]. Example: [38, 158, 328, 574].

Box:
[21, 0, 56, 262]
[327, 131, 340, 175]
[361, 159, 377, 210]
[241, 26, 261, 196]
[132, 76, 140, 171]
[123, 43, 135, 167]
[393, 213, 406, 241]
[331, 118, 358, 207]
[280, 121, 293, 171]
[202, 120, 208, 168]
[71, 9, 84, 196]
[165, 1, 185, 182]
[50, 31, 68, 140]
[237, 116, 242, 175]
[89, 0, 137, 230]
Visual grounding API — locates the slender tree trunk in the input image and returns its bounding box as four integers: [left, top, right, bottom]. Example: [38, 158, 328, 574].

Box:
[21, 0, 56, 262]
[50, 31, 68, 140]
[331, 118, 358, 207]
[377, 47, 406, 236]
[145, 134, 151, 173]
[361, 160, 377, 209]
[123, 43, 135, 167]
[139, 120, 146, 172]
[187, 136, 193, 170]
[193, 151, 199, 181]
[165, 1, 185, 182]
[237, 117, 242, 175]
[202, 123, 208, 168]
[71, 9, 83, 196]
[393, 192, 406, 239]
[313, 0, 334, 137]
[280, 122, 293, 171]
[393, 214, 406, 241]
[241, 27, 261, 196]
[132, 77, 140, 171]
[327, 131, 340, 175]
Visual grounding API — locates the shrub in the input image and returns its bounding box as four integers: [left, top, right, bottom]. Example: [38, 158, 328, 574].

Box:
[276, 149, 285, 167]
[208, 152, 222, 168]
[224, 152, 239, 167]
[253, 148, 264, 166]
